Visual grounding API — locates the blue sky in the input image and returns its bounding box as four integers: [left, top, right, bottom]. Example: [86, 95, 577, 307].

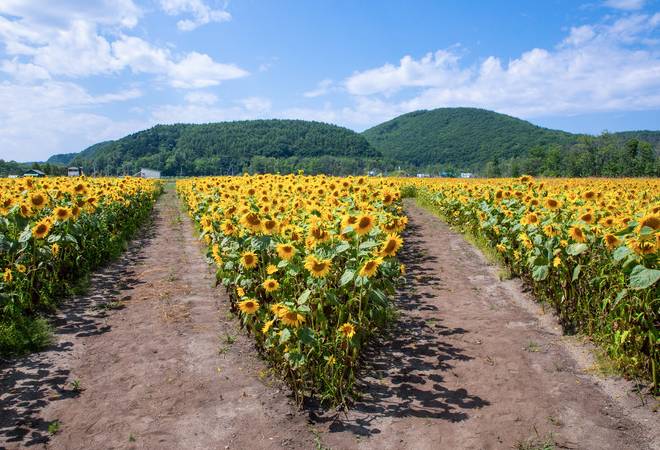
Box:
[1, 0, 659, 161]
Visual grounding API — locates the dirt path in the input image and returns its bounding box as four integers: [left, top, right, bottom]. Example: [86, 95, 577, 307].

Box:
[313, 200, 658, 450]
[0, 187, 314, 449]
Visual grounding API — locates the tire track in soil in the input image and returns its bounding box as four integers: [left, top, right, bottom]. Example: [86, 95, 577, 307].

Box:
[312, 200, 658, 450]
[0, 186, 315, 450]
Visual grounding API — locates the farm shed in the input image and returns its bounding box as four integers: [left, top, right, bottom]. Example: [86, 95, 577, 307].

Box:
[23, 169, 46, 177]
[68, 167, 83, 177]
[139, 168, 161, 179]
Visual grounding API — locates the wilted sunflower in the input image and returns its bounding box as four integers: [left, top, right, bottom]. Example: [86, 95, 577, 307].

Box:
[379, 234, 403, 257]
[262, 278, 280, 293]
[359, 257, 383, 278]
[276, 243, 296, 260]
[304, 255, 332, 278]
[240, 251, 258, 269]
[238, 298, 260, 314]
[338, 322, 356, 339]
[354, 214, 375, 236]
[32, 218, 52, 239]
[569, 226, 587, 243]
[603, 233, 620, 250]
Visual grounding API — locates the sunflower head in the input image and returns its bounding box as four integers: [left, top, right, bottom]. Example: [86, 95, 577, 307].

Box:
[276, 243, 296, 260]
[238, 298, 260, 314]
[304, 255, 332, 278]
[355, 214, 375, 236]
[262, 278, 280, 293]
[32, 219, 52, 239]
[338, 323, 356, 339]
[240, 251, 258, 269]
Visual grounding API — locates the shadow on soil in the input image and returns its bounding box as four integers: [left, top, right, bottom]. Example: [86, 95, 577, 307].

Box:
[0, 216, 157, 447]
[307, 221, 489, 437]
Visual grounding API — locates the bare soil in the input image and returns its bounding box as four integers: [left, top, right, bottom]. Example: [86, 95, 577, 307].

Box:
[1, 192, 657, 450]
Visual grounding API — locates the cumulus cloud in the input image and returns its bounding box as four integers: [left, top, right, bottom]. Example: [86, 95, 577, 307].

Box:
[334, 13, 660, 124]
[0, 3, 247, 86]
[151, 96, 272, 124]
[159, 0, 231, 31]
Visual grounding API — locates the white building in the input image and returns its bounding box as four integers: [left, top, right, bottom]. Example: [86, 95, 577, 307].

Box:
[139, 168, 161, 179]
[460, 172, 474, 178]
[68, 167, 82, 177]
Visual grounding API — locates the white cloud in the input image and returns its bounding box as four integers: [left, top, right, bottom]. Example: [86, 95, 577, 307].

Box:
[159, 0, 231, 31]
[303, 79, 335, 98]
[185, 91, 218, 105]
[335, 13, 660, 124]
[0, 81, 143, 161]
[151, 97, 273, 124]
[168, 52, 248, 88]
[604, 0, 646, 10]
[0, 3, 247, 87]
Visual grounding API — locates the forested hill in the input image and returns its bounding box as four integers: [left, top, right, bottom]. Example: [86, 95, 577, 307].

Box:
[48, 120, 381, 176]
[361, 107, 577, 167]
[361, 107, 659, 176]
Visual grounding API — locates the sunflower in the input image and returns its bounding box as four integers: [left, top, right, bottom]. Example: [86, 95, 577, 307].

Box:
[240, 251, 258, 269]
[236, 286, 246, 297]
[3, 268, 12, 284]
[603, 233, 621, 250]
[29, 192, 48, 209]
[32, 218, 52, 239]
[628, 238, 655, 255]
[51, 243, 60, 256]
[354, 214, 375, 236]
[16, 264, 26, 273]
[261, 319, 275, 334]
[53, 206, 71, 221]
[542, 224, 561, 238]
[580, 212, 594, 224]
[553, 256, 561, 267]
[569, 226, 587, 243]
[238, 298, 260, 314]
[545, 198, 561, 210]
[276, 243, 296, 260]
[304, 255, 332, 278]
[262, 219, 279, 235]
[266, 264, 278, 275]
[379, 234, 403, 257]
[221, 220, 237, 236]
[359, 257, 383, 278]
[262, 278, 280, 293]
[637, 214, 660, 232]
[279, 309, 305, 327]
[240, 212, 262, 232]
[270, 303, 287, 315]
[338, 322, 356, 339]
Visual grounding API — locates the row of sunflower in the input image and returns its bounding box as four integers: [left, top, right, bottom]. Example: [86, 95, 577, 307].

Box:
[0, 176, 162, 355]
[177, 174, 406, 404]
[406, 176, 659, 391]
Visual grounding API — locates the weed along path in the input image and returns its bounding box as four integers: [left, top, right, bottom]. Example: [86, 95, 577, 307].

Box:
[313, 200, 657, 450]
[1, 189, 658, 450]
[0, 186, 314, 450]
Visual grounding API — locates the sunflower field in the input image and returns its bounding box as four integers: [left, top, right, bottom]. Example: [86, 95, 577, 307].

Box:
[407, 176, 659, 390]
[177, 174, 407, 404]
[0, 176, 162, 355]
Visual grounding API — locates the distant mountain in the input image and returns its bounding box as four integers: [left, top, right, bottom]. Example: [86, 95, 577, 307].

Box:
[361, 107, 579, 168]
[48, 120, 381, 176]
[609, 130, 660, 147]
